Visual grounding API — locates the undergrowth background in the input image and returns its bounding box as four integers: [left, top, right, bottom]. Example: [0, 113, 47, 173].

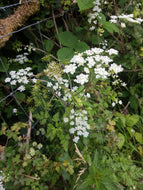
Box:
[0, 0, 143, 189]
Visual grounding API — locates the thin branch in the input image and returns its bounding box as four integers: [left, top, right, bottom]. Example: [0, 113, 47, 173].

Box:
[25, 112, 32, 155]
[52, 11, 62, 48]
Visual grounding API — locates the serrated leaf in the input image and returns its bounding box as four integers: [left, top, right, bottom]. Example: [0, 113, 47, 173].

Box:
[15, 92, 26, 100]
[116, 112, 126, 127]
[117, 133, 125, 149]
[126, 114, 139, 127]
[58, 31, 78, 48]
[75, 41, 90, 52]
[57, 47, 74, 62]
[135, 132, 143, 144]
[77, 0, 94, 11]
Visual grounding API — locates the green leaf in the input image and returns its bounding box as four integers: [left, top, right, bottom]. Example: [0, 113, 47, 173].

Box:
[58, 31, 78, 48]
[97, 13, 106, 24]
[44, 40, 54, 52]
[129, 95, 138, 113]
[52, 112, 59, 122]
[116, 112, 126, 127]
[126, 115, 139, 127]
[57, 47, 74, 62]
[75, 41, 90, 52]
[135, 132, 143, 144]
[15, 92, 26, 100]
[103, 22, 119, 33]
[77, 0, 94, 11]
[117, 133, 125, 149]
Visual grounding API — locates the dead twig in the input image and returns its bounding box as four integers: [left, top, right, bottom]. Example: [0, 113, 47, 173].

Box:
[25, 112, 32, 155]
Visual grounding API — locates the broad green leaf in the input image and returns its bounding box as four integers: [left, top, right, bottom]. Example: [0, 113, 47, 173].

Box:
[57, 47, 74, 62]
[58, 31, 78, 48]
[126, 114, 139, 127]
[77, 0, 94, 11]
[97, 13, 106, 24]
[44, 40, 54, 52]
[116, 112, 126, 127]
[75, 41, 90, 52]
[52, 112, 59, 122]
[129, 95, 138, 113]
[117, 133, 125, 149]
[127, 127, 134, 137]
[103, 22, 119, 33]
[135, 132, 143, 144]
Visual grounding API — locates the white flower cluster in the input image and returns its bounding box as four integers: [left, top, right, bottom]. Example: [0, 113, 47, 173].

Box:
[112, 99, 123, 107]
[63, 47, 122, 82]
[0, 171, 5, 190]
[5, 67, 37, 92]
[88, 0, 102, 31]
[64, 109, 90, 143]
[110, 14, 143, 25]
[13, 53, 29, 64]
[45, 46, 125, 143]
[24, 43, 36, 53]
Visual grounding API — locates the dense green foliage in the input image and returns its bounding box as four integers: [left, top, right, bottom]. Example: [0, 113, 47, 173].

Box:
[0, 0, 143, 189]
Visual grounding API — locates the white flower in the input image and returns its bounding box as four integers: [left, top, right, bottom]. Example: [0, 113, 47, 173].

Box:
[131, 129, 134, 133]
[121, 22, 126, 28]
[94, 68, 109, 79]
[5, 77, 11, 83]
[112, 102, 116, 107]
[32, 78, 37, 83]
[84, 67, 90, 74]
[69, 128, 75, 134]
[86, 56, 96, 68]
[83, 131, 89, 138]
[71, 109, 75, 114]
[27, 72, 33, 76]
[106, 48, 118, 55]
[10, 79, 17, 85]
[118, 100, 122, 105]
[70, 54, 86, 65]
[29, 147, 35, 156]
[37, 143, 43, 149]
[91, 47, 104, 54]
[86, 93, 91, 98]
[53, 83, 58, 90]
[25, 67, 32, 71]
[109, 63, 123, 74]
[74, 74, 89, 85]
[18, 85, 25, 92]
[63, 63, 77, 74]
[73, 136, 79, 143]
[121, 82, 127, 87]
[9, 71, 16, 76]
[32, 142, 37, 146]
[63, 117, 69, 123]
[22, 76, 29, 84]
[70, 121, 74, 125]
[47, 82, 52, 87]
[13, 108, 17, 113]
[89, 26, 95, 31]
[77, 131, 83, 136]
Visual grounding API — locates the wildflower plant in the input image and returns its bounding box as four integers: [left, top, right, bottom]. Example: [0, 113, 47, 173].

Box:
[0, 0, 143, 189]
[38, 46, 125, 143]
